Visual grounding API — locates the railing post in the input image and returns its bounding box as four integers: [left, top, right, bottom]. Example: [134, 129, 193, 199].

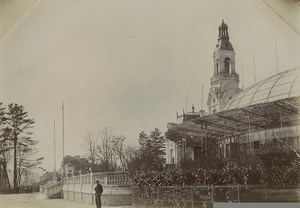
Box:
[90, 170, 94, 204]
[104, 172, 108, 186]
[72, 173, 75, 201]
[79, 170, 82, 202]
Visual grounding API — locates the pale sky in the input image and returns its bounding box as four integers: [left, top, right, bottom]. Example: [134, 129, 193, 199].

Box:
[1, 0, 300, 173]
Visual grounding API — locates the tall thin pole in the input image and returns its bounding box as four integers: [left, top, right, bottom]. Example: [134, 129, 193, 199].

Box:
[62, 102, 65, 178]
[53, 120, 57, 180]
[253, 52, 256, 83]
[54, 121, 56, 171]
[201, 84, 204, 111]
[62, 102, 65, 158]
[275, 38, 279, 74]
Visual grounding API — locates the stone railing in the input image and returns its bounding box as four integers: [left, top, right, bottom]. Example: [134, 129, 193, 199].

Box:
[62, 171, 131, 206]
[40, 181, 62, 199]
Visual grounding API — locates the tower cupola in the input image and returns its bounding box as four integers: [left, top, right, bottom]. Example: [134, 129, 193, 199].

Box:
[216, 20, 234, 51]
[218, 20, 229, 39]
[207, 20, 240, 114]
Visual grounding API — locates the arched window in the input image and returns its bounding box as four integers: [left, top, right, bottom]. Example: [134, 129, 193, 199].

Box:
[216, 59, 220, 74]
[224, 57, 231, 74]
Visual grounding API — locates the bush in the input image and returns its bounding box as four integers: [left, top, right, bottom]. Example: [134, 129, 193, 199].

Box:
[130, 162, 262, 187]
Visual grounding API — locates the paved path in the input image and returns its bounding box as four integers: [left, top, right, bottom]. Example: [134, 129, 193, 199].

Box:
[0, 193, 131, 208]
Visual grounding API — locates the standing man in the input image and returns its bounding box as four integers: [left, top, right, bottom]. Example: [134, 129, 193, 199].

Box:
[94, 180, 103, 208]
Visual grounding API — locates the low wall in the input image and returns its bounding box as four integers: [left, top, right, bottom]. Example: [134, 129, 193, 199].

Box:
[62, 171, 132, 206]
[63, 186, 132, 206]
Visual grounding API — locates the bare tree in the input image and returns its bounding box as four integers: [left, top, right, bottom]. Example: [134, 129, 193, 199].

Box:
[95, 128, 115, 172]
[123, 145, 139, 170]
[83, 131, 98, 166]
[112, 136, 126, 171]
[16, 136, 42, 186]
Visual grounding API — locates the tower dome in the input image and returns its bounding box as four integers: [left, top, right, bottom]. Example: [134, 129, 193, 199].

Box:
[216, 20, 234, 51]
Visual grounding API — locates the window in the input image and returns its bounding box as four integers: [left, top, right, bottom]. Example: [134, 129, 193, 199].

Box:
[216, 59, 220, 74]
[224, 57, 231, 74]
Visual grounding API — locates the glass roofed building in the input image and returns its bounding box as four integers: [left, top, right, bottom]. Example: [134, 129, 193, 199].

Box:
[165, 21, 300, 165]
[224, 67, 300, 111]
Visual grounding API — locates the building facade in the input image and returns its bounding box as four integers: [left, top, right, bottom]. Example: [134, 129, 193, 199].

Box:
[165, 21, 300, 166]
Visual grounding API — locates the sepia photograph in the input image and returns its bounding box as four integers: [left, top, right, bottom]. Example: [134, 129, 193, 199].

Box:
[0, 0, 300, 207]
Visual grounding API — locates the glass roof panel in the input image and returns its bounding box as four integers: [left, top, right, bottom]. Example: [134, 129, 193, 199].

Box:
[257, 79, 277, 91]
[223, 67, 300, 111]
[237, 94, 253, 107]
[268, 83, 291, 100]
[251, 88, 270, 104]
[244, 86, 259, 96]
[275, 75, 296, 86]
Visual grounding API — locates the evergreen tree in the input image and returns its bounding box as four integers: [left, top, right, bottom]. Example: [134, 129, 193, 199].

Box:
[0, 103, 12, 190]
[6, 103, 35, 193]
[138, 128, 165, 170]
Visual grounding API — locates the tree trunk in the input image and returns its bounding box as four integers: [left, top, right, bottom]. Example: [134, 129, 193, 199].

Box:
[4, 166, 11, 190]
[13, 133, 18, 193]
[2, 162, 11, 190]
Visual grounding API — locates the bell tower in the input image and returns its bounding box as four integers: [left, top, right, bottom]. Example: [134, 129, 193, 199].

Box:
[207, 20, 240, 114]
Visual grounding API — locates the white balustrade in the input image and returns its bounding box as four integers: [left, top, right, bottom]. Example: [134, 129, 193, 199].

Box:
[61, 171, 129, 193]
[41, 171, 130, 199]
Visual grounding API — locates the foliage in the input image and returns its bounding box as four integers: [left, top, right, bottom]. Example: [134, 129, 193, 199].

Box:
[63, 156, 91, 175]
[123, 145, 139, 171]
[255, 140, 300, 186]
[130, 161, 262, 187]
[95, 128, 116, 171]
[137, 128, 166, 170]
[111, 135, 127, 171]
[0, 102, 11, 189]
[81, 127, 166, 172]
[82, 132, 98, 167]
[0, 103, 41, 192]
[82, 128, 130, 172]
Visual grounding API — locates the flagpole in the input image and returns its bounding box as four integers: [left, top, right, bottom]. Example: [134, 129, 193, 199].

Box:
[62, 102, 65, 157]
[62, 102, 65, 177]
[53, 120, 57, 181]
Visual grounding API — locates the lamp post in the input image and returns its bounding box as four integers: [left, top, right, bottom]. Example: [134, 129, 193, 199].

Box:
[88, 159, 93, 172]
